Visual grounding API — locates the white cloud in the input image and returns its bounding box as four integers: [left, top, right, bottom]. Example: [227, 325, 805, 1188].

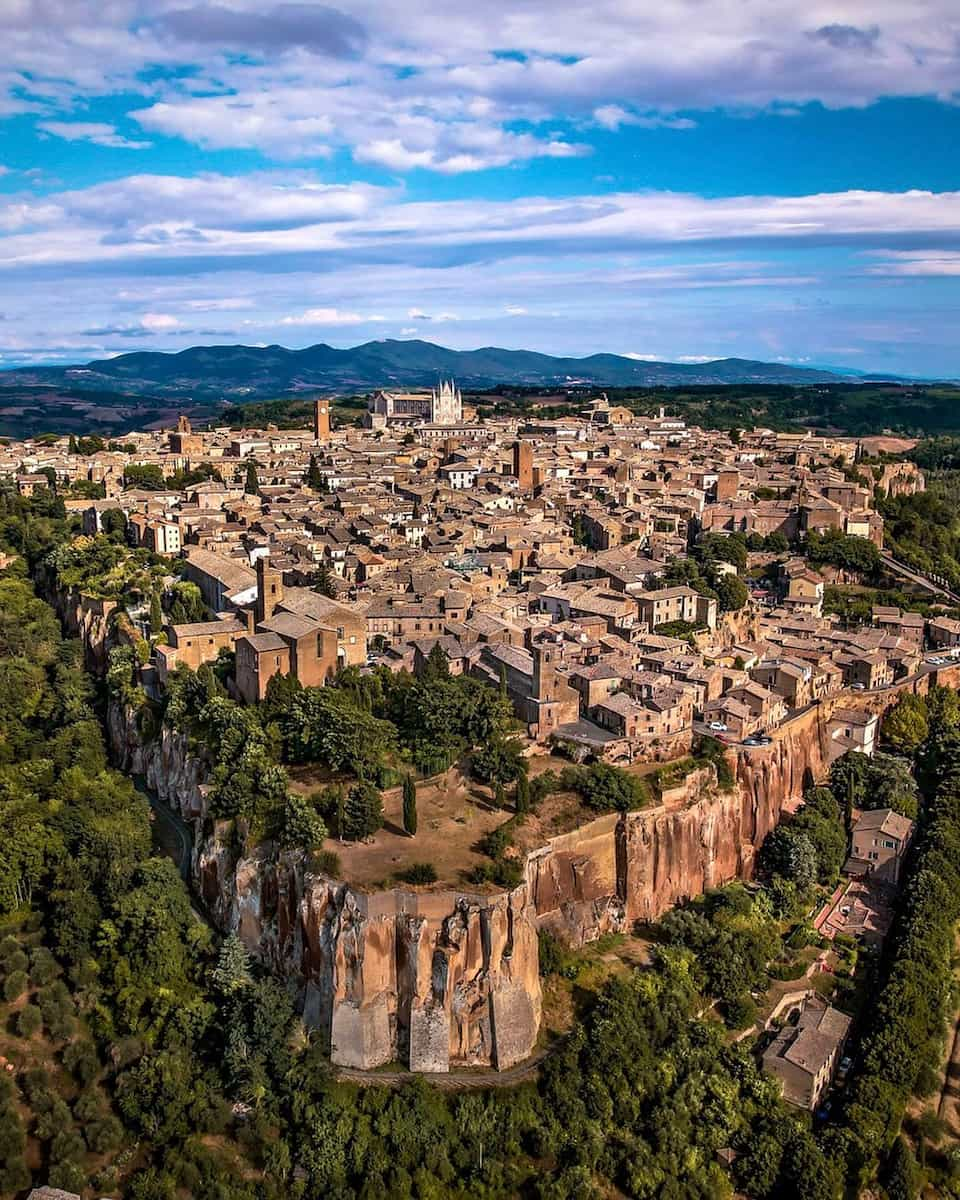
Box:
[0, 170, 957, 373]
[866, 250, 960, 276]
[504, 304, 527, 315]
[140, 312, 181, 331]
[38, 121, 151, 150]
[592, 105, 695, 131]
[279, 307, 385, 325]
[0, 175, 957, 276]
[0, 1, 955, 179]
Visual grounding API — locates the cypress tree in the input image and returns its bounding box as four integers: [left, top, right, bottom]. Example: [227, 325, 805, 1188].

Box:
[516, 770, 530, 815]
[402, 774, 418, 836]
[314, 561, 337, 598]
[68, 434, 78, 455]
[494, 782, 507, 809]
[149, 591, 163, 635]
[244, 458, 259, 496]
[307, 454, 323, 490]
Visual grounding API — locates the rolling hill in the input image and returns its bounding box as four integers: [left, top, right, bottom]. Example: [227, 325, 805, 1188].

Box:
[6, 339, 852, 399]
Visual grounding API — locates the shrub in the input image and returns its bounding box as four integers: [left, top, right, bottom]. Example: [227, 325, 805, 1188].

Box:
[3, 970, 27, 1001]
[538, 929, 577, 979]
[29, 946, 59, 986]
[311, 849, 342, 878]
[63, 1039, 99, 1086]
[16, 1004, 41, 1037]
[395, 862, 438, 885]
[3, 949, 28, 975]
[767, 959, 807, 982]
[722, 995, 758, 1030]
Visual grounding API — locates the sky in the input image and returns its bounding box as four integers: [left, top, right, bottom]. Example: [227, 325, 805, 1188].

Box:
[0, 1, 958, 376]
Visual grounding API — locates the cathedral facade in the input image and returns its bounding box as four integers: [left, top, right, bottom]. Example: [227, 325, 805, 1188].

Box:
[365, 379, 463, 429]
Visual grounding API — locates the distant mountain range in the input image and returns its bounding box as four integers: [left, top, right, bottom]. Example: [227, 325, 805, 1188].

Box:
[5, 339, 869, 399]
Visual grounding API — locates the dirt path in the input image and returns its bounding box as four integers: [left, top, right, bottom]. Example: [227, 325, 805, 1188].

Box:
[938, 1011, 960, 1133]
[335, 1043, 558, 1091]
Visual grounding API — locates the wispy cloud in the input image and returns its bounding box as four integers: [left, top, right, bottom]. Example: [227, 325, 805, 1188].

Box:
[38, 122, 152, 150]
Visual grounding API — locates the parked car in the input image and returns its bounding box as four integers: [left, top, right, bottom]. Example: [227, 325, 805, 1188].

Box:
[851, 682, 866, 690]
[708, 721, 728, 732]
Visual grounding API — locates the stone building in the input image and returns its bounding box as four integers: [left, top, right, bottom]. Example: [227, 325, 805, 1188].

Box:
[366, 380, 462, 429]
[762, 993, 851, 1110]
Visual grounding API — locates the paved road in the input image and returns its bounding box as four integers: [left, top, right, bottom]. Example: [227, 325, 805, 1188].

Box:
[880, 552, 960, 605]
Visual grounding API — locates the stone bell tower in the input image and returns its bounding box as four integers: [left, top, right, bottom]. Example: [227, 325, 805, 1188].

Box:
[314, 398, 331, 441]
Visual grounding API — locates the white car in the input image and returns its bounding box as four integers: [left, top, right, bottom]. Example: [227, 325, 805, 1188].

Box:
[708, 721, 728, 732]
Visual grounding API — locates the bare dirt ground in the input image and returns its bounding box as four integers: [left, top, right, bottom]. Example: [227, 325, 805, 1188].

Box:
[307, 767, 508, 890]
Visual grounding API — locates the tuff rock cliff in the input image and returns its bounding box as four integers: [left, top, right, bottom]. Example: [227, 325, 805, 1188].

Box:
[106, 655, 960, 1074]
[107, 701, 542, 1072]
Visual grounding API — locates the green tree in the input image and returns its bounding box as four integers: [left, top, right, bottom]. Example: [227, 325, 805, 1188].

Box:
[342, 781, 383, 841]
[882, 1137, 921, 1200]
[758, 827, 818, 890]
[3, 970, 27, 1001]
[882, 694, 930, 756]
[422, 641, 450, 681]
[150, 590, 163, 635]
[402, 774, 418, 836]
[915, 1107, 945, 1168]
[100, 508, 127, 542]
[866, 753, 920, 819]
[313, 560, 337, 598]
[244, 458, 259, 496]
[516, 770, 530, 815]
[17, 1004, 41, 1037]
[307, 454, 323, 489]
[280, 792, 328, 848]
[124, 464, 166, 491]
[715, 572, 749, 612]
[211, 933, 252, 997]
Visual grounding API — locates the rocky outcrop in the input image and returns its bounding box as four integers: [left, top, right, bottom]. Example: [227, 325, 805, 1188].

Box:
[105, 663, 960, 1073]
[52, 589, 117, 672]
[107, 700, 542, 1073]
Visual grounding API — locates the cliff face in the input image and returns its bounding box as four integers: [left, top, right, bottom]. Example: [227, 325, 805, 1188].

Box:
[104, 655, 960, 1073]
[53, 589, 117, 672]
[528, 697, 847, 940]
[107, 700, 542, 1072]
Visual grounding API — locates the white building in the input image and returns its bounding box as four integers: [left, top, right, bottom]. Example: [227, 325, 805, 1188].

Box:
[366, 379, 463, 429]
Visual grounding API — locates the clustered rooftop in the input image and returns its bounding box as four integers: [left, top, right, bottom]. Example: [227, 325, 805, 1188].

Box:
[7, 389, 930, 762]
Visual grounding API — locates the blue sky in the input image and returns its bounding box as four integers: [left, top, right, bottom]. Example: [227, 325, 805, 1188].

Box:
[0, 1, 958, 376]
